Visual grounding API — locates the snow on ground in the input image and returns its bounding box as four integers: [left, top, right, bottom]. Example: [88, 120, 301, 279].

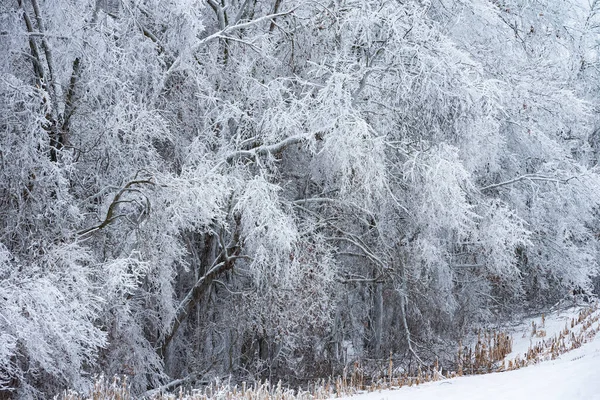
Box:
[343, 304, 600, 400]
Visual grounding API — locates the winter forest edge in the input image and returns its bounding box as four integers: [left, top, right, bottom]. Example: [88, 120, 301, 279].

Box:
[2, 0, 600, 397]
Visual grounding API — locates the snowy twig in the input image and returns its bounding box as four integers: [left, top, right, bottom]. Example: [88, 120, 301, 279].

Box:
[480, 174, 573, 191]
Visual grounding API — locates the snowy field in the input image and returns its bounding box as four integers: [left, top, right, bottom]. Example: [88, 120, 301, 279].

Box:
[343, 305, 600, 400]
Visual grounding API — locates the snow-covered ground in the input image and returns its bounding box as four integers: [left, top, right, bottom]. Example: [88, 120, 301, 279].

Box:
[503, 303, 598, 364]
[344, 305, 600, 400]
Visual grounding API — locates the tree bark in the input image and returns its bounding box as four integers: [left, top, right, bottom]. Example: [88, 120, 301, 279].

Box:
[269, 0, 282, 32]
[372, 281, 383, 356]
[17, 0, 44, 85]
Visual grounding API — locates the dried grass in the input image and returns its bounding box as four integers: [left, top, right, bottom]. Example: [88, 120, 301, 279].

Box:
[59, 304, 600, 400]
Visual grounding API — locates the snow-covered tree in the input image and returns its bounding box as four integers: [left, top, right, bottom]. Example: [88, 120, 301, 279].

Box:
[1, 0, 600, 397]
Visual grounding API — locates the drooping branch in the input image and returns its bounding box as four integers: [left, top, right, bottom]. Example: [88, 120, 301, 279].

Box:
[335, 270, 387, 284]
[293, 197, 377, 221]
[327, 235, 387, 270]
[212, 34, 262, 53]
[142, 362, 214, 398]
[143, 376, 190, 399]
[201, 7, 297, 46]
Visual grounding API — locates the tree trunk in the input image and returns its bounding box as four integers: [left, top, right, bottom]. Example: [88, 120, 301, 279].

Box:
[372, 281, 383, 357]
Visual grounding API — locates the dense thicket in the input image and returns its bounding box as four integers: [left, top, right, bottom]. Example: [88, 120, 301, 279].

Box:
[2, 0, 600, 397]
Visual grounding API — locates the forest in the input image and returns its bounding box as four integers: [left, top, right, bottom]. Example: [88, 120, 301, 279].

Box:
[2, 0, 600, 397]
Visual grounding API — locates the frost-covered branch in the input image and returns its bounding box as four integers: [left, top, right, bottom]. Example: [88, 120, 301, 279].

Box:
[480, 174, 572, 191]
[160, 7, 298, 91]
[17, 0, 44, 85]
[30, 0, 57, 98]
[326, 235, 387, 270]
[222, 133, 308, 165]
[60, 57, 80, 142]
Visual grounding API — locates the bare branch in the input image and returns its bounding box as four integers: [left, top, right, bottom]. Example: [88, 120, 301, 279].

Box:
[60, 57, 81, 145]
[269, 0, 283, 32]
[213, 34, 262, 53]
[77, 178, 154, 236]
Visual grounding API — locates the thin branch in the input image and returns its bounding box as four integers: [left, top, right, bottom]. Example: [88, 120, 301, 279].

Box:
[234, 0, 253, 23]
[335, 269, 387, 283]
[293, 196, 376, 220]
[159, 260, 226, 356]
[451, 264, 485, 268]
[480, 174, 571, 191]
[142, 362, 214, 398]
[213, 34, 262, 53]
[77, 178, 154, 236]
[326, 235, 387, 270]
[397, 273, 424, 366]
[352, 69, 375, 104]
[202, 7, 297, 46]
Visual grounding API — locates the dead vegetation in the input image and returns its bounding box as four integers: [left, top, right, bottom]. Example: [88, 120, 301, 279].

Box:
[60, 304, 600, 400]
